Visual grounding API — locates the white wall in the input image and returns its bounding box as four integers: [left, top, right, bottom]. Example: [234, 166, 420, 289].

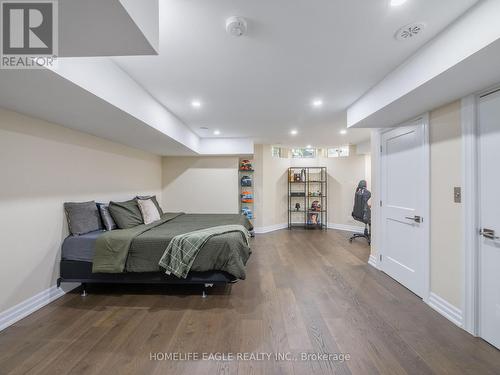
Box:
[0, 109, 162, 314]
[161, 156, 239, 214]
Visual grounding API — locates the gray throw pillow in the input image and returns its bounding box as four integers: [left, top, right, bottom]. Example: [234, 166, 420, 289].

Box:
[137, 195, 164, 216]
[64, 201, 102, 236]
[99, 204, 117, 231]
[108, 199, 144, 229]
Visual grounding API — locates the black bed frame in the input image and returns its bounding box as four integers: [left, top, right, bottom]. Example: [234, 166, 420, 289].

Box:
[58, 260, 237, 297]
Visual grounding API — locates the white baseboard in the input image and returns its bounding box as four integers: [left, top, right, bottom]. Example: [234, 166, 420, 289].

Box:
[368, 254, 378, 269]
[254, 223, 288, 234]
[254, 222, 365, 234]
[327, 223, 365, 233]
[0, 283, 79, 332]
[427, 292, 463, 328]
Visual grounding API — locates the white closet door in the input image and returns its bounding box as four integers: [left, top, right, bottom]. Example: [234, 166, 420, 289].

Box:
[380, 121, 427, 298]
[478, 90, 500, 349]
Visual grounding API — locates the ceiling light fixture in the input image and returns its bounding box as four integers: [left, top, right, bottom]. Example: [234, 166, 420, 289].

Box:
[306, 145, 312, 149]
[191, 100, 202, 108]
[340, 129, 347, 135]
[312, 99, 323, 108]
[290, 130, 298, 136]
[213, 130, 221, 135]
[390, 0, 407, 6]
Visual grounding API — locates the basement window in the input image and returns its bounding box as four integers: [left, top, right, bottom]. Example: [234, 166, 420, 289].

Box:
[327, 146, 349, 158]
[272, 146, 283, 158]
[291, 148, 316, 158]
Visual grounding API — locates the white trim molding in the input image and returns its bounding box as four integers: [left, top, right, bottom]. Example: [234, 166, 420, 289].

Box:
[254, 223, 288, 234]
[0, 284, 77, 332]
[368, 254, 379, 269]
[461, 94, 479, 336]
[254, 223, 365, 234]
[371, 129, 383, 269]
[421, 112, 431, 304]
[327, 223, 364, 233]
[428, 292, 464, 328]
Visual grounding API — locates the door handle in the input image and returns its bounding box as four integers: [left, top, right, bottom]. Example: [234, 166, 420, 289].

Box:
[480, 228, 500, 240]
[405, 215, 422, 223]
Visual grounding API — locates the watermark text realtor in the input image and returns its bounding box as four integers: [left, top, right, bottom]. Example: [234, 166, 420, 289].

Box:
[0, 0, 58, 69]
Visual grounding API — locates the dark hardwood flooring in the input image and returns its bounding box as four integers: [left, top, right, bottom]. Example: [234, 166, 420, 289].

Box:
[1, 229, 499, 374]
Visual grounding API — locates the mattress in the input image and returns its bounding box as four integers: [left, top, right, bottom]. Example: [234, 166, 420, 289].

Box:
[61, 230, 105, 262]
[61, 213, 253, 270]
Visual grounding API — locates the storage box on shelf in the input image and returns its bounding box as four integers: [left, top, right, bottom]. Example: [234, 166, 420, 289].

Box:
[239, 158, 254, 222]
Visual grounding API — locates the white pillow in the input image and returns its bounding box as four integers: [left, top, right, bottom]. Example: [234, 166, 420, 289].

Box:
[137, 198, 161, 225]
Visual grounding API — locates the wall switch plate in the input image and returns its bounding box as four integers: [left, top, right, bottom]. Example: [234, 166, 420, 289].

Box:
[454, 187, 461, 203]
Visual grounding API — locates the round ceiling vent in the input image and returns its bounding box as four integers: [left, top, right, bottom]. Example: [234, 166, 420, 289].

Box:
[395, 23, 425, 41]
[226, 16, 247, 37]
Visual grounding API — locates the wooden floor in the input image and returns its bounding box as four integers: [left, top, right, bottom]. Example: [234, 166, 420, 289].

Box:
[1, 229, 500, 375]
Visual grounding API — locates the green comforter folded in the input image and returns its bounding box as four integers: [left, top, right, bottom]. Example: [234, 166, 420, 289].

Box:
[92, 213, 253, 279]
[159, 225, 250, 279]
[92, 213, 182, 273]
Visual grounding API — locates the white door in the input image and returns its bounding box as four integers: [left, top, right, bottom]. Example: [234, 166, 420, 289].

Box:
[478, 90, 500, 349]
[380, 120, 428, 298]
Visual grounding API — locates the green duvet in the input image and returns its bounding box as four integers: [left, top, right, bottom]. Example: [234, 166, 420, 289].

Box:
[92, 213, 253, 279]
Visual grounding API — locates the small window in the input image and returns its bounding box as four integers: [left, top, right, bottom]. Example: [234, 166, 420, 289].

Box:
[291, 148, 316, 158]
[327, 146, 349, 158]
[272, 146, 283, 158]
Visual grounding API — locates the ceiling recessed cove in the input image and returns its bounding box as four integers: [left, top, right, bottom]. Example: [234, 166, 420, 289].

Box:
[226, 16, 247, 37]
[395, 23, 426, 41]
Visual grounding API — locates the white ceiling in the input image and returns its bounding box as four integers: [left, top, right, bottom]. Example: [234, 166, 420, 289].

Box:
[114, 0, 478, 147]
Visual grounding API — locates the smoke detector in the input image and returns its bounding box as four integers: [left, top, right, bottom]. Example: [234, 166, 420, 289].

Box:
[226, 16, 247, 37]
[395, 23, 425, 41]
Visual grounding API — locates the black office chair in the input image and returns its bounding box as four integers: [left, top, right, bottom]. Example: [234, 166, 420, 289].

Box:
[349, 180, 371, 245]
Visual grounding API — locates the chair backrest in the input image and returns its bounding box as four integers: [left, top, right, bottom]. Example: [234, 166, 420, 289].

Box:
[352, 180, 371, 224]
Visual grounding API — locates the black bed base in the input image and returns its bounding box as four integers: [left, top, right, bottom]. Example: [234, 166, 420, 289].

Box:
[58, 260, 237, 290]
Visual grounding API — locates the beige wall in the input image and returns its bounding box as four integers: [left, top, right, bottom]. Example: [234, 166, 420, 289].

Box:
[160, 145, 370, 230]
[254, 145, 370, 229]
[370, 101, 463, 309]
[161, 156, 239, 214]
[0, 109, 162, 313]
[254, 145, 290, 228]
[430, 101, 463, 308]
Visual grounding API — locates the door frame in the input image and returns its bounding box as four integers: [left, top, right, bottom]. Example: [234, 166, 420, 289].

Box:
[376, 114, 431, 302]
[461, 84, 500, 336]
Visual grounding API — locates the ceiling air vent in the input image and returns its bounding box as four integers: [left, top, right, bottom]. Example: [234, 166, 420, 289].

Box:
[395, 23, 425, 41]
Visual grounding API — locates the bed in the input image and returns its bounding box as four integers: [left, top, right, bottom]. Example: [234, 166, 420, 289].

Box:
[58, 213, 254, 295]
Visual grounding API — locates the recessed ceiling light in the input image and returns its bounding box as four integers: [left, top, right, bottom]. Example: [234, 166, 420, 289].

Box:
[213, 130, 221, 135]
[390, 0, 407, 6]
[290, 130, 298, 136]
[191, 100, 202, 108]
[312, 99, 323, 108]
[340, 129, 347, 135]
